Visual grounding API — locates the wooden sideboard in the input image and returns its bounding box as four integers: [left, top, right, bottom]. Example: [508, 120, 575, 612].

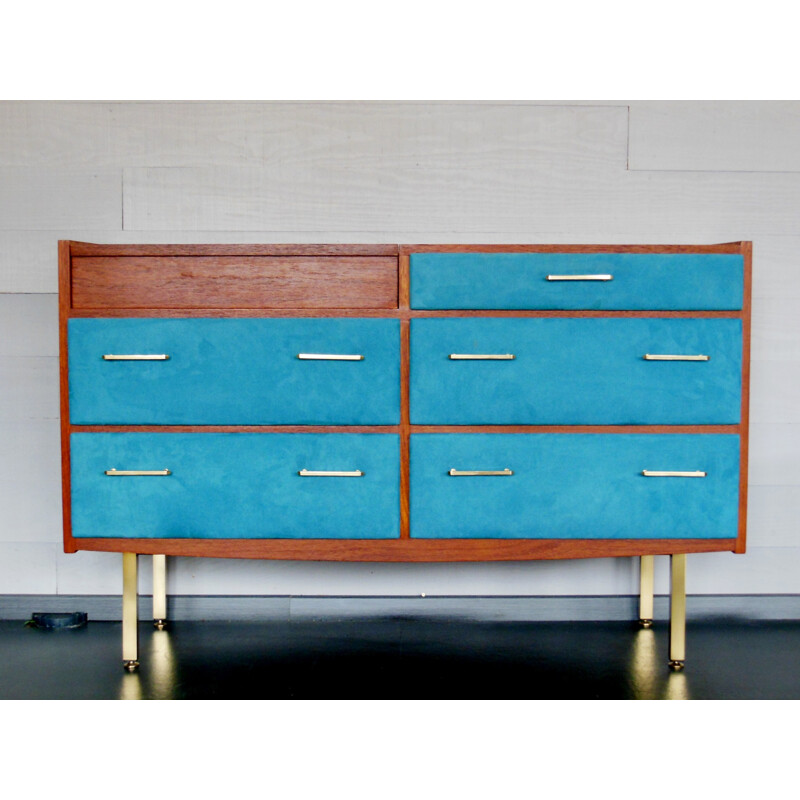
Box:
[59, 241, 752, 672]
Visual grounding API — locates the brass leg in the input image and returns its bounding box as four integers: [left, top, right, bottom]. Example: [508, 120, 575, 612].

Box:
[122, 552, 139, 672]
[153, 554, 167, 630]
[669, 553, 686, 671]
[638, 555, 654, 628]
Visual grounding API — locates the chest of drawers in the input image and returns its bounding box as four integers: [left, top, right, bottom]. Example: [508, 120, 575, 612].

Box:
[59, 241, 752, 672]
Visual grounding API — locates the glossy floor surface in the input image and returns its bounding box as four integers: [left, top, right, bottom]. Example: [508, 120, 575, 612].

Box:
[1, 618, 798, 699]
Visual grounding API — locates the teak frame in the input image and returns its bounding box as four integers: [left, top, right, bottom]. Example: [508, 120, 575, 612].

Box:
[58, 240, 751, 562]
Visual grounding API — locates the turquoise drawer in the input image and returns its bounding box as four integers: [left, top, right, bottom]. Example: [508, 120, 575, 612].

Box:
[410, 318, 742, 424]
[410, 252, 744, 310]
[410, 434, 740, 539]
[68, 318, 400, 424]
[70, 433, 400, 539]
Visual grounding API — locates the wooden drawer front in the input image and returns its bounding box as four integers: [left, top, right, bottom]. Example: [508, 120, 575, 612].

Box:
[71, 255, 399, 309]
[69, 318, 400, 424]
[410, 318, 741, 424]
[410, 252, 743, 310]
[71, 433, 400, 539]
[410, 434, 740, 539]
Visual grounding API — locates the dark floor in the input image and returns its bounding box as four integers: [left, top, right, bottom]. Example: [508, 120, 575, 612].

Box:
[1, 617, 798, 699]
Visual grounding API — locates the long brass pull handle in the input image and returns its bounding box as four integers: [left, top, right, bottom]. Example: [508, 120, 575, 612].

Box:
[298, 469, 364, 477]
[103, 354, 170, 361]
[644, 354, 710, 361]
[642, 470, 707, 478]
[449, 468, 513, 476]
[449, 354, 515, 360]
[105, 469, 172, 476]
[546, 274, 613, 281]
[297, 354, 364, 361]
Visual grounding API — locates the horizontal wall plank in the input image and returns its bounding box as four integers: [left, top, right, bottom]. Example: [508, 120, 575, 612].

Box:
[0, 102, 263, 168]
[0, 294, 57, 354]
[123, 165, 800, 234]
[748, 424, 800, 486]
[0, 357, 58, 421]
[0, 421, 62, 543]
[747, 486, 800, 548]
[0, 544, 57, 593]
[629, 101, 800, 172]
[0, 169, 120, 230]
[0, 102, 628, 170]
[751, 295, 800, 361]
[749, 361, 800, 425]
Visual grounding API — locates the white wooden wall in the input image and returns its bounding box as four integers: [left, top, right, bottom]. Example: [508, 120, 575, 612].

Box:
[1, 101, 798, 599]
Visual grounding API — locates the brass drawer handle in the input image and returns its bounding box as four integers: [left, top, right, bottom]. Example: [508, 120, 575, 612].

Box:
[644, 354, 710, 361]
[105, 469, 172, 476]
[642, 470, 707, 478]
[449, 468, 514, 476]
[449, 354, 515, 360]
[298, 469, 364, 477]
[103, 354, 170, 361]
[546, 274, 613, 281]
[297, 353, 364, 361]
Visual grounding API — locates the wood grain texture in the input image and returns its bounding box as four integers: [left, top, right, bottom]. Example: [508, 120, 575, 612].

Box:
[0, 169, 121, 230]
[64, 537, 738, 560]
[69, 242, 399, 257]
[629, 101, 800, 172]
[70, 255, 399, 309]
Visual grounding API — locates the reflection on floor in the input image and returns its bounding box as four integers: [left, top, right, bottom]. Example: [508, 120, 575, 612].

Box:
[1, 618, 797, 699]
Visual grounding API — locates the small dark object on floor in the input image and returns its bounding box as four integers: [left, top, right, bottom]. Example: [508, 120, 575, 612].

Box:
[27, 612, 88, 630]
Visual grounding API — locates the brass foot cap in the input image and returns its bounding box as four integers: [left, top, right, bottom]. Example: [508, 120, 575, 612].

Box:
[154, 619, 167, 630]
[668, 660, 685, 672]
[638, 618, 654, 629]
[123, 660, 140, 672]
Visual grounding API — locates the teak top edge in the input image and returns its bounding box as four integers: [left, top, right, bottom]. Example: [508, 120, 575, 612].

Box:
[66, 242, 401, 257]
[64, 241, 750, 257]
[401, 243, 750, 254]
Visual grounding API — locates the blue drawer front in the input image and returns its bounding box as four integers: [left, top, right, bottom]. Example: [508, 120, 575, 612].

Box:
[411, 434, 740, 539]
[68, 318, 400, 424]
[410, 252, 744, 310]
[71, 433, 400, 539]
[411, 318, 742, 424]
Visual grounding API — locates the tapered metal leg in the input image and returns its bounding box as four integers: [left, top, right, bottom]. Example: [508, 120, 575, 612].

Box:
[122, 552, 139, 672]
[669, 553, 686, 671]
[638, 555, 654, 628]
[153, 554, 167, 630]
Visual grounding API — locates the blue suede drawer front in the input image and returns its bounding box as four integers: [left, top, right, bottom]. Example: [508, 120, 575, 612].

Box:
[411, 318, 742, 424]
[411, 434, 740, 539]
[68, 318, 400, 424]
[410, 252, 744, 310]
[71, 433, 400, 539]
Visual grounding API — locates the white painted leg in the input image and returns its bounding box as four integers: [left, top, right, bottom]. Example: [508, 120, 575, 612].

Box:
[153, 554, 167, 630]
[669, 554, 687, 671]
[122, 552, 139, 672]
[639, 555, 654, 628]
